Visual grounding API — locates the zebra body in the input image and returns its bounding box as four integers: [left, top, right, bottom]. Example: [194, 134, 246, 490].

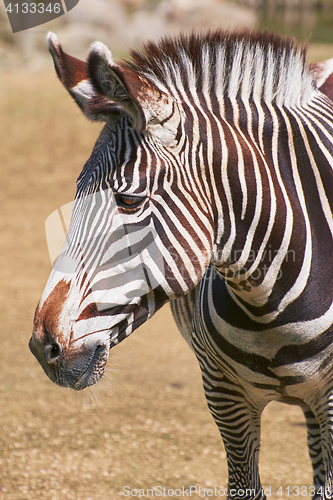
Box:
[30, 31, 333, 498]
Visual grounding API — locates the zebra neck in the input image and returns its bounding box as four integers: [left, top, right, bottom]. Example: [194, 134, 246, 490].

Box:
[209, 90, 333, 324]
[208, 110, 302, 319]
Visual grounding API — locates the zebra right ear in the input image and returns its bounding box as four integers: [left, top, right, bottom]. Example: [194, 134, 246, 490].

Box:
[87, 41, 180, 143]
[87, 41, 145, 130]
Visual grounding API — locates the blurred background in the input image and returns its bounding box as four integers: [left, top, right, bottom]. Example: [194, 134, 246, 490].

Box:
[1, 0, 333, 68]
[1, 1, 332, 499]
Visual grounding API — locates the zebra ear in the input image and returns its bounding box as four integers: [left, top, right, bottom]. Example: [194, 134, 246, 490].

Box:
[87, 41, 179, 142]
[310, 57, 333, 102]
[48, 33, 179, 142]
[47, 32, 123, 122]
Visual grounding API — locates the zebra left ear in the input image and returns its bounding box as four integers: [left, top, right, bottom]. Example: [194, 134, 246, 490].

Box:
[48, 32, 123, 122]
[88, 41, 179, 143]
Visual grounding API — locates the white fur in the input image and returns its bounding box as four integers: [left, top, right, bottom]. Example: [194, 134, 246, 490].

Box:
[89, 41, 115, 67]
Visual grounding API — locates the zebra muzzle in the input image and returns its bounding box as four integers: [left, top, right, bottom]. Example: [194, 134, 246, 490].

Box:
[29, 331, 109, 390]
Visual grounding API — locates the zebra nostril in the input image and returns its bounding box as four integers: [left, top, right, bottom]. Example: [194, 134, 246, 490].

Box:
[44, 342, 62, 364]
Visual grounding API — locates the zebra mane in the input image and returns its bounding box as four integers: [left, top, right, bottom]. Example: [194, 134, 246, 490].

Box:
[125, 31, 316, 108]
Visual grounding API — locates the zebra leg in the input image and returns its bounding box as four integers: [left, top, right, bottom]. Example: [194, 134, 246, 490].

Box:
[170, 285, 198, 349]
[199, 356, 266, 499]
[302, 406, 325, 494]
[308, 391, 333, 499]
[300, 389, 333, 499]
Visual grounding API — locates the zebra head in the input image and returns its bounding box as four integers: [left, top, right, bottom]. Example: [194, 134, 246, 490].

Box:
[29, 34, 214, 390]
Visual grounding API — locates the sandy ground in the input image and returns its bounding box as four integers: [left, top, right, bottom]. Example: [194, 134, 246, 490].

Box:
[0, 45, 331, 498]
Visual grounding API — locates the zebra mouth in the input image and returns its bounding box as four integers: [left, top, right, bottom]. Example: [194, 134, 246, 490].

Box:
[70, 343, 109, 391]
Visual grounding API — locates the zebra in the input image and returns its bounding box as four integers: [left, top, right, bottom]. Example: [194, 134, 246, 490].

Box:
[29, 30, 333, 498]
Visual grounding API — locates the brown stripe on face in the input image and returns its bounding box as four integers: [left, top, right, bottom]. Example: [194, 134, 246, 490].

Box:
[77, 301, 136, 321]
[30, 277, 110, 389]
[33, 279, 71, 347]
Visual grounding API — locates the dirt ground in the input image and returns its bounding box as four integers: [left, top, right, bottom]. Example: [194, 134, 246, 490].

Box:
[0, 43, 332, 499]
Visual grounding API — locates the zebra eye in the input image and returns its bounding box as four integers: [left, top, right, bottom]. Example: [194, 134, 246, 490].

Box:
[116, 194, 145, 209]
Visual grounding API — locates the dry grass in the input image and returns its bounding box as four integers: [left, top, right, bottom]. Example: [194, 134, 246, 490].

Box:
[1, 42, 332, 498]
